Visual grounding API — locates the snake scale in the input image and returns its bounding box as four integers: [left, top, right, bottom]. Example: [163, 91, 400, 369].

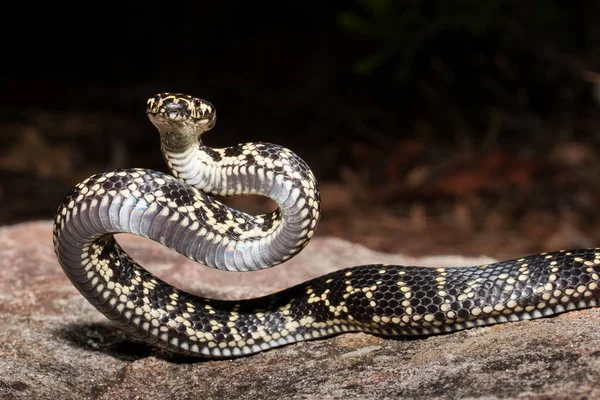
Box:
[53, 93, 600, 358]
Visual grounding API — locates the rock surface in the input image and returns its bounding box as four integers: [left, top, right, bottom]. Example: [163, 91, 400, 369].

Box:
[2, 221, 600, 399]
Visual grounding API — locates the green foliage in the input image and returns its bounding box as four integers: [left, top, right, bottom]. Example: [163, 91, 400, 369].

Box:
[338, 0, 579, 81]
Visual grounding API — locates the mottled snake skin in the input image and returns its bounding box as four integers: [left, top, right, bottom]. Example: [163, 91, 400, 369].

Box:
[53, 93, 600, 358]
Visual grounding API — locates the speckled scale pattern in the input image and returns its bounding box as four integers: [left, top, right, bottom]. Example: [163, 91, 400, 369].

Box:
[53, 93, 600, 358]
[53, 167, 315, 272]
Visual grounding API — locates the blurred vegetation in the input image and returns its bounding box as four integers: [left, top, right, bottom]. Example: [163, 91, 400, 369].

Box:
[338, 0, 598, 145]
[339, 0, 581, 79]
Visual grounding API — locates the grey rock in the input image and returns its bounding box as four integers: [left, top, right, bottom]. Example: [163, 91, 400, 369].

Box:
[1, 221, 600, 400]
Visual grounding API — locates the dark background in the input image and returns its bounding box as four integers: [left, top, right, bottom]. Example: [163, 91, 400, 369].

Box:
[3, 1, 600, 259]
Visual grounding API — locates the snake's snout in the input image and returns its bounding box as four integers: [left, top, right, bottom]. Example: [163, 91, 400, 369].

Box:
[146, 93, 216, 128]
[162, 101, 191, 121]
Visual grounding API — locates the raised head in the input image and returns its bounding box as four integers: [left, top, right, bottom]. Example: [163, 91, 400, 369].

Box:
[146, 93, 217, 137]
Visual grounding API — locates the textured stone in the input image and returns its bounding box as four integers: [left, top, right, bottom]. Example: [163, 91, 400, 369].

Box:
[1, 221, 600, 399]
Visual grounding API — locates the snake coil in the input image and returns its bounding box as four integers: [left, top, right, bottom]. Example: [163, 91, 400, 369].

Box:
[53, 93, 600, 358]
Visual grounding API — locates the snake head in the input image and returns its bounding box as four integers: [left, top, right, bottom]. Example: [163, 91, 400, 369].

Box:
[146, 93, 217, 134]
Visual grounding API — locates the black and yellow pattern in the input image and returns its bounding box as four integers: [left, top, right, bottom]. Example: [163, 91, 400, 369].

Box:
[53, 93, 600, 358]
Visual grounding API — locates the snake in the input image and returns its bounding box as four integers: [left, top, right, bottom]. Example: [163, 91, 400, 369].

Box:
[53, 92, 600, 358]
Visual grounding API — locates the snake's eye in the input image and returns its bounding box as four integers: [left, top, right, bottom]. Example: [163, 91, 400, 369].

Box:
[193, 98, 202, 108]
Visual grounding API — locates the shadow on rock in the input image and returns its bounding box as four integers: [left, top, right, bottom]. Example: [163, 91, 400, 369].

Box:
[54, 322, 207, 364]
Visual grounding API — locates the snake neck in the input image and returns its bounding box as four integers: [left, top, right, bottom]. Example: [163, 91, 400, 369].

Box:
[161, 135, 321, 212]
[159, 129, 199, 154]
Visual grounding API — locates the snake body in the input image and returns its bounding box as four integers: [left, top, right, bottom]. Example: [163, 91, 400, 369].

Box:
[53, 93, 600, 358]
